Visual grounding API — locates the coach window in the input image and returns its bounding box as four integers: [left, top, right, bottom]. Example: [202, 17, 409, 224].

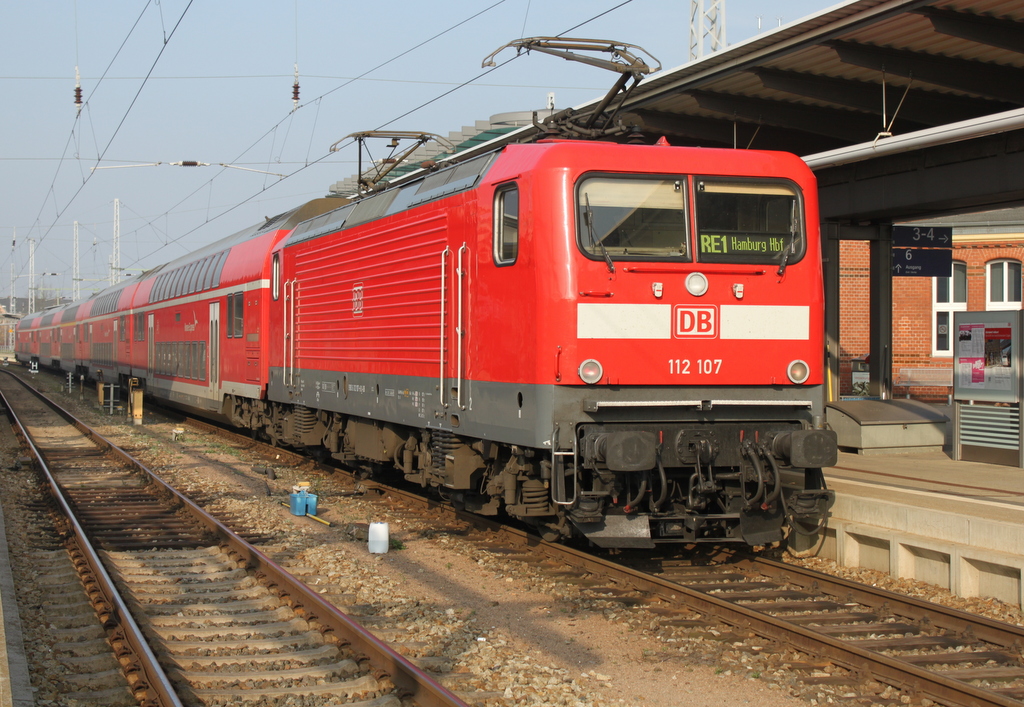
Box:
[186, 261, 200, 293]
[493, 185, 519, 265]
[234, 292, 244, 337]
[184, 261, 200, 294]
[577, 177, 690, 263]
[272, 253, 281, 300]
[987, 259, 1023, 311]
[226, 294, 234, 338]
[226, 292, 244, 338]
[933, 260, 967, 356]
[197, 256, 214, 292]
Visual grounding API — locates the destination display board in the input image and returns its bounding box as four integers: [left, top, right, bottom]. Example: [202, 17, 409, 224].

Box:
[697, 232, 792, 264]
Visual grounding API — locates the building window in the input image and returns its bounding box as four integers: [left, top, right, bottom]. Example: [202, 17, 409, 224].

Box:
[933, 261, 967, 356]
[987, 259, 1022, 310]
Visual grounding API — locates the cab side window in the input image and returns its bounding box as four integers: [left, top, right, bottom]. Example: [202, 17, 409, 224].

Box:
[493, 184, 519, 266]
[272, 253, 281, 301]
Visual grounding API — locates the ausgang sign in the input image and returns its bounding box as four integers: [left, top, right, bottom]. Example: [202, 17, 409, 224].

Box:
[892, 225, 952, 277]
[892, 247, 952, 277]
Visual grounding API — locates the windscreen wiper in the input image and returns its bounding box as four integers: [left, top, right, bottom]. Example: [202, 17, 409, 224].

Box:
[777, 248, 790, 277]
[777, 202, 798, 277]
[585, 194, 615, 274]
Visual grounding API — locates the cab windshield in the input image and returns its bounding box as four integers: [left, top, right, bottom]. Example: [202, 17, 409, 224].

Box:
[577, 177, 690, 261]
[694, 180, 804, 265]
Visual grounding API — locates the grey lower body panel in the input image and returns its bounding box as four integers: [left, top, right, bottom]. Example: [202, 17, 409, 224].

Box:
[267, 367, 556, 448]
[267, 366, 827, 450]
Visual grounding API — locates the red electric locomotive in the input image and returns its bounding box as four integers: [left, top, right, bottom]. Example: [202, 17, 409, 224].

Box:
[18, 139, 835, 549]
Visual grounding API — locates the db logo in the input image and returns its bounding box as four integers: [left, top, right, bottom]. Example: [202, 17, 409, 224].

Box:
[352, 283, 364, 317]
[674, 306, 717, 337]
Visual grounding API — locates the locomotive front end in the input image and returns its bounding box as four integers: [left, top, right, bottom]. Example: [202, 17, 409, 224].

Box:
[550, 151, 836, 549]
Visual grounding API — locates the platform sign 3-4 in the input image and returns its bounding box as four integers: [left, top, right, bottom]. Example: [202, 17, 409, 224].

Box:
[892, 225, 952, 277]
[892, 225, 952, 248]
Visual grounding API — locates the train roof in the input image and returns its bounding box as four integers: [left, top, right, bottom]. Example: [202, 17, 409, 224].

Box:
[19, 197, 348, 326]
[288, 140, 813, 248]
[140, 197, 345, 304]
[288, 152, 500, 247]
[149, 197, 346, 276]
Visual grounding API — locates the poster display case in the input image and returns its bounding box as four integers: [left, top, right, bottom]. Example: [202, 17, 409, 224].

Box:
[953, 311, 1023, 467]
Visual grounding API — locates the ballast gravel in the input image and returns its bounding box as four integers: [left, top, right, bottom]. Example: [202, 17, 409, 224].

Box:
[3, 373, 1021, 707]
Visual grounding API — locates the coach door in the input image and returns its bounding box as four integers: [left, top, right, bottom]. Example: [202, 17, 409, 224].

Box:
[209, 301, 220, 395]
[146, 313, 155, 378]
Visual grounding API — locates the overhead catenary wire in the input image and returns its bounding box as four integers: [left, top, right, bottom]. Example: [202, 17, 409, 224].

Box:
[11, 0, 195, 293]
[11, 0, 635, 304]
[103, 0, 526, 268]
[124, 0, 637, 268]
[137, 0, 637, 279]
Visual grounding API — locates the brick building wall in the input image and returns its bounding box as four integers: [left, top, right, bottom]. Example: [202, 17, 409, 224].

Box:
[838, 241, 869, 397]
[838, 234, 1024, 401]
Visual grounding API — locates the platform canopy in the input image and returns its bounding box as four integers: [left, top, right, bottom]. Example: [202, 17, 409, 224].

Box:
[438, 0, 1024, 222]
[612, 0, 1024, 157]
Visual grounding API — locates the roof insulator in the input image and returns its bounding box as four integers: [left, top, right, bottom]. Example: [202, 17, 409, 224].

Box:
[74, 66, 83, 116]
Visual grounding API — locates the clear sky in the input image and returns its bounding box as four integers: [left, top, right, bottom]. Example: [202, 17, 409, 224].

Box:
[0, 0, 841, 305]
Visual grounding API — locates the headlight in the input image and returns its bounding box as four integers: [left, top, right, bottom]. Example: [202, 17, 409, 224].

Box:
[685, 272, 708, 297]
[578, 359, 604, 385]
[787, 359, 810, 384]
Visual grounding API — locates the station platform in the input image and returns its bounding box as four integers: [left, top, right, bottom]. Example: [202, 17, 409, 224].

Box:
[0, 475, 32, 707]
[820, 403, 1024, 608]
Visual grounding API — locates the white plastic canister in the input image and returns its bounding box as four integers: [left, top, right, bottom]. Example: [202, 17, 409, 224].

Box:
[368, 522, 390, 554]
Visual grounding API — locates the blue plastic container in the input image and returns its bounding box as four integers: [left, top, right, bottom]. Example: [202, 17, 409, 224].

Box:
[289, 492, 307, 516]
[305, 494, 318, 515]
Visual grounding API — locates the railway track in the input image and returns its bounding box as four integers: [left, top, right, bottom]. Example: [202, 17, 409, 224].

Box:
[178, 418, 1024, 706]
[12, 366, 1024, 706]
[0, 370, 469, 707]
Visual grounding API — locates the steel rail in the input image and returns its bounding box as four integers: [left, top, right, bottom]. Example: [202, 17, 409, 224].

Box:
[320, 485, 1022, 707]
[0, 376, 183, 707]
[748, 555, 1024, 649]
[501, 531, 1021, 707]
[5, 374, 469, 707]
[182, 412, 1023, 706]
